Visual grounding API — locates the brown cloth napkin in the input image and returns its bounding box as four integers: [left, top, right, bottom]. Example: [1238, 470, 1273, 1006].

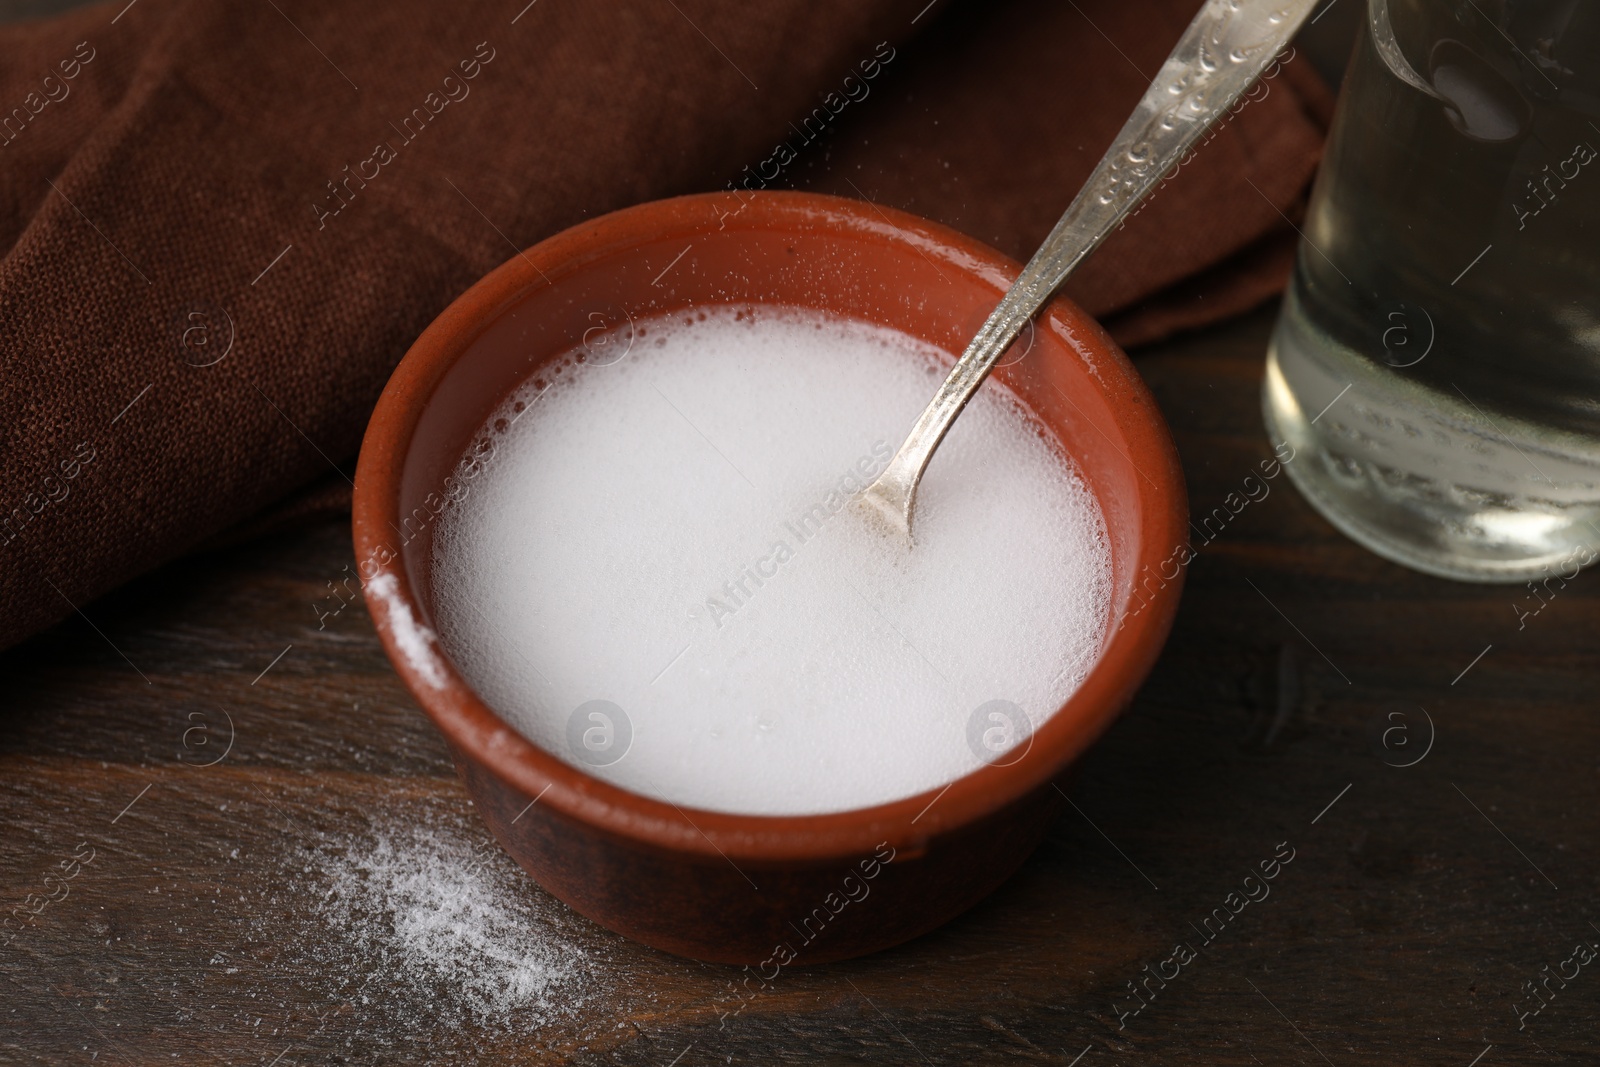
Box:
[0, 0, 1330, 653]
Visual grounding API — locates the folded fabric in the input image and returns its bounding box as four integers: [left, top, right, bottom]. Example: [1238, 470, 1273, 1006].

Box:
[0, 0, 1329, 652]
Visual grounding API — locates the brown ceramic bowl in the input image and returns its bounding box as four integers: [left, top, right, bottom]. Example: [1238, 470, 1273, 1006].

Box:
[352, 190, 1186, 966]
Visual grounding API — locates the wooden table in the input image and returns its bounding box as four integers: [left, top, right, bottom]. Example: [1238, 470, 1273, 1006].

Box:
[4, 304, 1595, 1065]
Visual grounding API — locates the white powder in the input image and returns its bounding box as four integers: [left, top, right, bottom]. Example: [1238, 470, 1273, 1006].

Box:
[366, 571, 448, 689]
[307, 814, 589, 1027]
[432, 305, 1111, 815]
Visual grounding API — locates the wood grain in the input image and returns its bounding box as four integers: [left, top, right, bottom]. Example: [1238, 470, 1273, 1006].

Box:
[3, 306, 1596, 1065]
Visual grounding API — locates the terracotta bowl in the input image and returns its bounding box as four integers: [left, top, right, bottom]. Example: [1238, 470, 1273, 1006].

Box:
[352, 190, 1186, 966]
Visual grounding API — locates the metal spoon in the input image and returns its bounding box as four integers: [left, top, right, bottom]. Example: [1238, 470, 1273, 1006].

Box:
[859, 0, 1319, 541]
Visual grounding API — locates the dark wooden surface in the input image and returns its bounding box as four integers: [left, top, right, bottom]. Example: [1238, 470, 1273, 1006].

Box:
[3, 304, 1597, 1066]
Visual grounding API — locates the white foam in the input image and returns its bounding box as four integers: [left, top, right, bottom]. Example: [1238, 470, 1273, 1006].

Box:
[432, 306, 1111, 815]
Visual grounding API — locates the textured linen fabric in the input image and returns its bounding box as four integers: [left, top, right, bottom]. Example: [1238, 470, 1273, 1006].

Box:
[0, 0, 1329, 651]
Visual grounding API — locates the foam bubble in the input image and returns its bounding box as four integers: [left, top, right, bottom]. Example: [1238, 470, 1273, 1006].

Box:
[432, 306, 1111, 815]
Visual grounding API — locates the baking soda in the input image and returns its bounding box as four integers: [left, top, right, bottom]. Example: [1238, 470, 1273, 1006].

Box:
[432, 306, 1111, 815]
[309, 814, 589, 1026]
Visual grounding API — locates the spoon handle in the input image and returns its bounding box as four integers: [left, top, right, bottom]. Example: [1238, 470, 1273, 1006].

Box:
[864, 0, 1319, 534]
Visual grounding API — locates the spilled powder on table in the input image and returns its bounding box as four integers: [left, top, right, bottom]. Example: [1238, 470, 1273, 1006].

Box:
[295, 809, 595, 1032]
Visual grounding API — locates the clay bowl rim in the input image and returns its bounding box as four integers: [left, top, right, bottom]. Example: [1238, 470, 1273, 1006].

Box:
[352, 189, 1187, 867]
